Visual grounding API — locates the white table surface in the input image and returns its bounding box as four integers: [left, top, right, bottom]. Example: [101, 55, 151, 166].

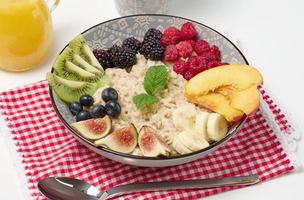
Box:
[0, 0, 303, 199]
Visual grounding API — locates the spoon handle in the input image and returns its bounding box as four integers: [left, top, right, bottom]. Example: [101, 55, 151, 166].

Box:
[101, 174, 259, 199]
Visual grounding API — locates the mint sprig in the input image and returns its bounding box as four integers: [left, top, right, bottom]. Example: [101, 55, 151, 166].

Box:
[133, 94, 159, 109]
[133, 65, 168, 109]
[144, 65, 168, 95]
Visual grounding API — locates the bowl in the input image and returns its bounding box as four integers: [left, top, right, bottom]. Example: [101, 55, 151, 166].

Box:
[49, 14, 248, 167]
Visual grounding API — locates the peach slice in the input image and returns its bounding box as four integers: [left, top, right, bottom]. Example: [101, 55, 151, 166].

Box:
[222, 85, 260, 115]
[192, 93, 244, 122]
[185, 64, 263, 97]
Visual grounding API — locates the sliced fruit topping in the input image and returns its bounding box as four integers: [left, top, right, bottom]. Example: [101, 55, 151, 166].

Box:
[138, 126, 170, 157]
[53, 47, 97, 81]
[72, 116, 111, 139]
[95, 124, 138, 153]
[194, 112, 210, 141]
[46, 72, 97, 103]
[69, 35, 104, 72]
[191, 93, 244, 122]
[177, 130, 209, 152]
[185, 64, 263, 121]
[69, 102, 83, 116]
[207, 113, 228, 141]
[172, 134, 192, 154]
[90, 105, 107, 118]
[185, 64, 263, 97]
[221, 85, 260, 116]
[102, 87, 118, 102]
[76, 111, 92, 122]
[79, 94, 94, 106]
[172, 103, 197, 131]
[105, 100, 121, 118]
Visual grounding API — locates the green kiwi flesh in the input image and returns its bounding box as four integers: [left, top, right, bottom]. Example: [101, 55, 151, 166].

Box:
[53, 47, 96, 80]
[69, 35, 104, 73]
[72, 54, 102, 75]
[47, 72, 97, 103]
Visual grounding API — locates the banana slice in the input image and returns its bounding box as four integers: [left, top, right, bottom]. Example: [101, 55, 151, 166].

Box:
[172, 103, 198, 131]
[194, 112, 210, 141]
[172, 135, 192, 154]
[207, 113, 228, 141]
[178, 130, 209, 152]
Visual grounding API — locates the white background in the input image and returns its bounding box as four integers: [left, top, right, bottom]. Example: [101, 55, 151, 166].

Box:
[0, 0, 303, 199]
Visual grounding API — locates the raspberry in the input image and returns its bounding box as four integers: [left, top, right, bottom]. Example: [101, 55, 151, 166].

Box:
[210, 45, 221, 59]
[186, 40, 196, 48]
[164, 45, 179, 61]
[183, 71, 195, 80]
[194, 39, 210, 55]
[200, 51, 221, 61]
[188, 56, 208, 75]
[161, 26, 182, 46]
[181, 22, 197, 40]
[173, 60, 189, 75]
[176, 41, 193, 58]
[160, 35, 172, 47]
[207, 60, 222, 68]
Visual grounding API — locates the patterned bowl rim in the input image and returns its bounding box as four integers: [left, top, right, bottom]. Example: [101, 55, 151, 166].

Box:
[49, 14, 249, 161]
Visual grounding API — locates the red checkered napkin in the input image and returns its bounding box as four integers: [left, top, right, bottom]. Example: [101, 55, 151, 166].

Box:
[0, 80, 295, 200]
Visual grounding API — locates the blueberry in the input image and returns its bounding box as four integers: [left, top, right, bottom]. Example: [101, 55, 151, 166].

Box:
[90, 105, 107, 118]
[79, 94, 94, 106]
[76, 111, 92, 122]
[102, 88, 118, 102]
[105, 100, 121, 117]
[68, 102, 83, 115]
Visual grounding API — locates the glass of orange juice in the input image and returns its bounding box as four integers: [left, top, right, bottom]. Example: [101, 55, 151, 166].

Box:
[0, 0, 60, 72]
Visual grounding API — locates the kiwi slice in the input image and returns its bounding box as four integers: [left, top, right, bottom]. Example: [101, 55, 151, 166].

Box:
[69, 35, 104, 73]
[53, 47, 97, 81]
[47, 72, 97, 103]
[56, 46, 102, 75]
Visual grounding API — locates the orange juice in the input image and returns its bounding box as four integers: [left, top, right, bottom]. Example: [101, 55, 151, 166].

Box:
[0, 0, 53, 71]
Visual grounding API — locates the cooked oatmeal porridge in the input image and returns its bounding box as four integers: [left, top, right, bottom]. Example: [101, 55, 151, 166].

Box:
[106, 55, 187, 139]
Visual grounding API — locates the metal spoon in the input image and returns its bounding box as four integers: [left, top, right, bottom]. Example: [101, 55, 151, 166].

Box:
[38, 174, 259, 200]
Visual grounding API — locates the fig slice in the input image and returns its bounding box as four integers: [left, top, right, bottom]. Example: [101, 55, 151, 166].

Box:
[94, 124, 138, 153]
[72, 116, 111, 140]
[138, 126, 170, 157]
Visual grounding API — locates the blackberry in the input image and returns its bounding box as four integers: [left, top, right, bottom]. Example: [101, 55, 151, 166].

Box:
[122, 37, 142, 53]
[109, 45, 136, 68]
[143, 28, 163, 42]
[139, 39, 164, 61]
[93, 49, 113, 69]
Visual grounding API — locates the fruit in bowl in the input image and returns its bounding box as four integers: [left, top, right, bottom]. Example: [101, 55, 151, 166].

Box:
[47, 15, 263, 167]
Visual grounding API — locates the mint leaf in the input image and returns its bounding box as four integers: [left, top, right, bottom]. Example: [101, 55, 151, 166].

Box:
[133, 93, 159, 109]
[144, 65, 168, 96]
